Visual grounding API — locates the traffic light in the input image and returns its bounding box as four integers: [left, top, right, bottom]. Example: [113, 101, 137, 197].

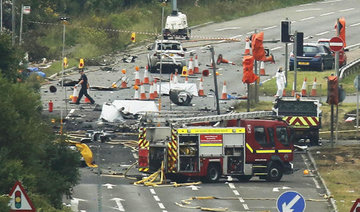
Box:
[131, 32, 136, 43]
[296, 32, 304, 56]
[338, 17, 346, 47]
[281, 20, 291, 43]
[78, 58, 84, 69]
[63, 57, 68, 68]
[242, 55, 258, 84]
[327, 76, 338, 105]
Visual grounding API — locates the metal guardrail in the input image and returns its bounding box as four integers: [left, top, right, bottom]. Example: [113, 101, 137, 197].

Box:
[339, 58, 360, 80]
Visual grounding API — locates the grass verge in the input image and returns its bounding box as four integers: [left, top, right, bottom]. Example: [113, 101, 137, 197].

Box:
[311, 145, 360, 212]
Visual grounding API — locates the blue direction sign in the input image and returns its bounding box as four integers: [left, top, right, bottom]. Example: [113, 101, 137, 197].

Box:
[277, 191, 306, 212]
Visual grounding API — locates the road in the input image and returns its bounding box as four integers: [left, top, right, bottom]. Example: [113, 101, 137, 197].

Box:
[41, 0, 360, 211]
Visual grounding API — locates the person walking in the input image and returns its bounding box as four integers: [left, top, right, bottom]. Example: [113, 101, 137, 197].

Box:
[275, 67, 286, 99]
[75, 69, 95, 104]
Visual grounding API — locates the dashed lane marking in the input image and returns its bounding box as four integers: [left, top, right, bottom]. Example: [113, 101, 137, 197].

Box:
[350, 23, 360, 27]
[300, 16, 315, 21]
[319, 0, 342, 3]
[158, 203, 165, 209]
[320, 11, 335, 16]
[340, 8, 354, 12]
[154, 196, 160, 202]
[271, 46, 282, 51]
[229, 183, 236, 189]
[214, 27, 241, 32]
[296, 8, 321, 12]
[233, 190, 240, 196]
[150, 189, 156, 195]
[263, 25, 277, 30]
[316, 31, 329, 36]
[238, 197, 245, 203]
[243, 204, 249, 210]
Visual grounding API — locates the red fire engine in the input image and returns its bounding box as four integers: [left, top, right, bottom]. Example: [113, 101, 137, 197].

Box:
[138, 111, 294, 182]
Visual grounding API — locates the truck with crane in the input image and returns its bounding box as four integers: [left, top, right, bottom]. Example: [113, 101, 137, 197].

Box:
[137, 111, 294, 182]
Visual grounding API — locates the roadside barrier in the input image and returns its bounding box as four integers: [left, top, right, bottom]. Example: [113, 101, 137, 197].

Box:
[339, 58, 360, 80]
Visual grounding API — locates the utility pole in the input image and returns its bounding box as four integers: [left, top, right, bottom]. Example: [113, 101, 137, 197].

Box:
[60, 17, 68, 134]
[293, 31, 297, 95]
[209, 46, 220, 115]
[1, 0, 3, 32]
[335, 18, 340, 144]
[12, 0, 15, 45]
[19, 4, 23, 45]
[158, 1, 166, 111]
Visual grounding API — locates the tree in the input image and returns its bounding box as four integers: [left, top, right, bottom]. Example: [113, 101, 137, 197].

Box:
[0, 33, 24, 82]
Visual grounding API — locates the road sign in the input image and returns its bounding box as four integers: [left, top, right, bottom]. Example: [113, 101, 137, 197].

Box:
[277, 191, 306, 212]
[329, 36, 344, 52]
[354, 75, 360, 91]
[351, 198, 360, 212]
[9, 181, 36, 212]
[23, 6, 31, 15]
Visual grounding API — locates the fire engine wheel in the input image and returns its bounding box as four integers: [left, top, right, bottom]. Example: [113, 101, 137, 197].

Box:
[205, 164, 221, 183]
[266, 163, 283, 182]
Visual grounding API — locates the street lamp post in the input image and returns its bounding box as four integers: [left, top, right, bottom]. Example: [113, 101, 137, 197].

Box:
[60, 17, 68, 134]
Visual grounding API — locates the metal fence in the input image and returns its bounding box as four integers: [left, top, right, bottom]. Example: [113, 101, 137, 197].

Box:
[339, 58, 360, 80]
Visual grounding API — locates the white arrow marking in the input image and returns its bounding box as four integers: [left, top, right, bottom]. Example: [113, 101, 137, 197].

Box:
[282, 195, 301, 212]
[70, 198, 87, 212]
[186, 185, 200, 190]
[103, 183, 116, 189]
[111, 198, 125, 211]
[273, 187, 279, 192]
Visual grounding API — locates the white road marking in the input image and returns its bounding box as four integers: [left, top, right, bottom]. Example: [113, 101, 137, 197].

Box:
[320, 12, 335, 16]
[110, 198, 125, 212]
[243, 204, 249, 210]
[154, 195, 160, 202]
[273, 187, 279, 192]
[150, 189, 156, 194]
[271, 46, 282, 51]
[296, 8, 321, 12]
[70, 198, 87, 212]
[66, 109, 76, 119]
[350, 22, 360, 27]
[132, 153, 138, 159]
[340, 8, 354, 12]
[300, 17, 315, 21]
[233, 190, 240, 196]
[319, 0, 341, 3]
[80, 210, 86, 212]
[238, 197, 245, 203]
[158, 203, 165, 209]
[103, 183, 116, 189]
[229, 183, 236, 189]
[215, 27, 241, 32]
[282, 186, 291, 190]
[227, 176, 234, 181]
[263, 25, 277, 30]
[186, 185, 200, 190]
[316, 31, 329, 36]
[246, 31, 255, 35]
[346, 43, 360, 49]
[230, 34, 242, 39]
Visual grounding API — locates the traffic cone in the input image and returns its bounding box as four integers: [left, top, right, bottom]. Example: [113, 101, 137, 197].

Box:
[185, 76, 188, 84]
[264, 53, 275, 64]
[217, 54, 235, 65]
[198, 77, 205, 96]
[84, 89, 91, 103]
[188, 57, 194, 75]
[310, 77, 317, 97]
[134, 85, 139, 100]
[291, 81, 295, 97]
[170, 73, 174, 84]
[140, 82, 147, 100]
[72, 86, 79, 103]
[153, 79, 158, 98]
[221, 81, 228, 100]
[194, 55, 200, 74]
[143, 66, 150, 84]
[149, 82, 155, 100]
[120, 69, 128, 88]
[134, 67, 141, 86]
[244, 37, 251, 55]
[282, 89, 287, 97]
[301, 77, 307, 96]
[259, 61, 266, 76]
[181, 66, 188, 77]
[173, 71, 179, 84]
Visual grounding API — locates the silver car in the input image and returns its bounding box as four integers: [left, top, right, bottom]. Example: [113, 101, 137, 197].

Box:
[147, 40, 186, 73]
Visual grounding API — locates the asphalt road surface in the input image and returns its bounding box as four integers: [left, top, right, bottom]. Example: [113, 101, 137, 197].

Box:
[41, 0, 360, 211]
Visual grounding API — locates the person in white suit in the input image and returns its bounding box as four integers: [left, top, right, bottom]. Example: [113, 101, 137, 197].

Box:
[275, 67, 286, 98]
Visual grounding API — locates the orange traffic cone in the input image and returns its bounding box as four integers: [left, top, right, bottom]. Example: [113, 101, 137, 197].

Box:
[173, 71, 179, 84]
[310, 77, 317, 97]
[84, 89, 91, 103]
[301, 78, 307, 96]
[188, 57, 194, 75]
[259, 61, 266, 76]
[198, 77, 205, 96]
[134, 85, 139, 100]
[264, 54, 275, 64]
[194, 55, 200, 74]
[291, 81, 295, 97]
[244, 37, 251, 55]
[140, 82, 147, 100]
[181, 66, 188, 77]
[143, 66, 150, 84]
[221, 81, 228, 100]
[134, 67, 141, 86]
[149, 82, 155, 100]
[185, 76, 189, 84]
[217, 54, 235, 65]
[282, 88, 287, 97]
[121, 76, 128, 88]
[153, 79, 158, 98]
[72, 86, 79, 103]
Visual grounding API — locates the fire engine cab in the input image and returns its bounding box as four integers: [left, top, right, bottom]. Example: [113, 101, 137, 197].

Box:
[138, 112, 294, 182]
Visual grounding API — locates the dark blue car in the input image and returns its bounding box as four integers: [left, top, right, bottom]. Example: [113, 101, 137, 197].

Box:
[289, 43, 334, 71]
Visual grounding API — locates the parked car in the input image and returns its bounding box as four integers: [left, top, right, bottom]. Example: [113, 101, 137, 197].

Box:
[147, 40, 186, 73]
[289, 43, 334, 71]
[317, 38, 347, 67]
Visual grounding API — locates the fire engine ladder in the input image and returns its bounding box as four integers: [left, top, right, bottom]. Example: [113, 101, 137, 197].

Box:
[168, 111, 273, 125]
